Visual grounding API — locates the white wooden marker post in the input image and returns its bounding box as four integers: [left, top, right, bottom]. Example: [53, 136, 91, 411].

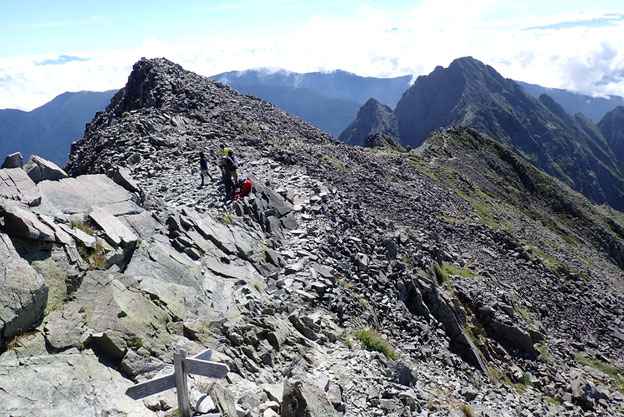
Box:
[125, 349, 229, 417]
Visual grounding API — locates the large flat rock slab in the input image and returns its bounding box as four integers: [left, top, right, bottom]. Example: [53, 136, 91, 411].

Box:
[74, 270, 175, 359]
[0, 233, 48, 345]
[125, 236, 204, 289]
[89, 206, 138, 247]
[36, 174, 141, 217]
[0, 349, 153, 417]
[0, 168, 41, 206]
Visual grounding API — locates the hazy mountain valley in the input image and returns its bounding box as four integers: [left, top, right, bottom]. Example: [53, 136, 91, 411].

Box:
[1, 58, 624, 417]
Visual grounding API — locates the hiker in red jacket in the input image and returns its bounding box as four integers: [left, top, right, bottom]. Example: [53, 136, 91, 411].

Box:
[233, 178, 252, 201]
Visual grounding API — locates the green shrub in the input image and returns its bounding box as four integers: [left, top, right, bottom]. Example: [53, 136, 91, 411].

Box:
[459, 403, 474, 417]
[71, 219, 94, 236]
[354, 330, 397, 360]
[77, 238, 107, 270]
[434, 264, 449, 285]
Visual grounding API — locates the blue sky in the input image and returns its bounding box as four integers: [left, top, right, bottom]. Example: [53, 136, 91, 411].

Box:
[2, 0, 624, 110]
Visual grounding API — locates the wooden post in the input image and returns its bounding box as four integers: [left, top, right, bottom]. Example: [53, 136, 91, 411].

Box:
[173, 349, 191, 417]
[126, 348, 228, 414]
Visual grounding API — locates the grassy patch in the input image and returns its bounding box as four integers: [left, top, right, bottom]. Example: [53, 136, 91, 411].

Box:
[462, 324, 482, 345]
[323, 154, 350, 172]
[459, 403, 474, 417]
[545, 396, 561, 407]
[489, 366, 534, 394]
[537, 343, 553, 364]
[515, 305, 532, 324]
[434, 264, 449, 285]
[406, 157, 440, 182]
[338, 277, 354, 290]
[354, 330, 398, 360]
[435, 262, 481, 285]
[574, 353, 624, 393]
[71, 219, 94, 236]
[219, 213, 233, 224]
[77, 238, 107, 270]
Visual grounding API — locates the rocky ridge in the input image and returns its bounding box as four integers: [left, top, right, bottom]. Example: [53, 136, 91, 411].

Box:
[1, 58, 624, 417]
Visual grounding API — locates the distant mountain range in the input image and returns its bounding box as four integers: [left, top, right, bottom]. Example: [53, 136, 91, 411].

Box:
[0, 90, 117, 166]
[210, 69, 411, 137]
[516, 81, 624, 123]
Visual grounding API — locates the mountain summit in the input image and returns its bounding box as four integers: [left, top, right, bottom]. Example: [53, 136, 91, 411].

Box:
[390, 56, 624, 210]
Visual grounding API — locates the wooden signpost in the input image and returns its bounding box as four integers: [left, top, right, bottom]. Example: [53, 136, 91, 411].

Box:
[125, 348, 229, 417]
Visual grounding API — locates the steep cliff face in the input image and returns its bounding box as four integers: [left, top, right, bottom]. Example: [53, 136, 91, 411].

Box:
[338, 98, 399, 146]
[393, 56, 624, 211]
[599, 105, 624, 163]
[2, 58, 624, 417]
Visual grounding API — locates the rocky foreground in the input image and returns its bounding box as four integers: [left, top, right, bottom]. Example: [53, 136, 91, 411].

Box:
[1, 58, 624, 417]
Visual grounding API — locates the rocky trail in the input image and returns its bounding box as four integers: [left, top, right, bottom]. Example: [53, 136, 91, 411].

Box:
[1, 58, 623, 417]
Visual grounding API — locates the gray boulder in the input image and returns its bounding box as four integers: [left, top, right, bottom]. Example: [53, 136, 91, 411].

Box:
[0, 168, 42, 206]
[72, 270, 176, 360]
[112, 167, 142, 194]
[43, 302, 88, 350]
[88, 206, 138, 247]
[0, 233, 48, 346]
[1, 152, 24, 169]
[24, 155, 68, 183]
[281, 377, 338, 417]
[0, 201, 56, 242]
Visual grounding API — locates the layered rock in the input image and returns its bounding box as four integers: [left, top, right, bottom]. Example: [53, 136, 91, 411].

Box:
[24, 155, 68, 183]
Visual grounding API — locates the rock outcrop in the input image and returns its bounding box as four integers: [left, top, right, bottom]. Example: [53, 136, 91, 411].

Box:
[23, 155, 68, 183]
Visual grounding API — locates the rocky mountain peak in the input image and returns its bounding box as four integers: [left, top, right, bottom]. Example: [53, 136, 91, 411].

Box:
[338, 98, 399, 146]
[392, 56, 624, 211]
[109, 57, 201, 116]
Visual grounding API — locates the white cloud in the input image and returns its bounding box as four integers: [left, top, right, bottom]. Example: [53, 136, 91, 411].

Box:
[2, 3, 624, 110]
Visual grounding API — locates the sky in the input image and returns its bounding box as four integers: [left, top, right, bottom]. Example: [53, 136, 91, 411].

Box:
[1, 0, 624, 111]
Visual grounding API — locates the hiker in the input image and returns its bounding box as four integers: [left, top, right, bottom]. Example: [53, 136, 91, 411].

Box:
[226, 149, 239, 184]
[218, 150, 237, 200]
[218, 143, 230, 176]
[233, 177, 252, 201]
[218, 150, 238, 183]
[222, 169, 234, 200]
[199, 151, 208, 187]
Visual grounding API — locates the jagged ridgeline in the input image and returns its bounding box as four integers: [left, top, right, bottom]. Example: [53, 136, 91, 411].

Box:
[1, 58, 624, 417]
